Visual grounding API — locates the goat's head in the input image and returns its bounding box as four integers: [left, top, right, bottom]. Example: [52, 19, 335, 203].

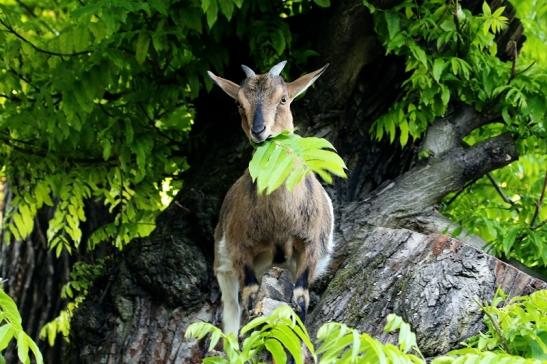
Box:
[207, 61, 328, 143]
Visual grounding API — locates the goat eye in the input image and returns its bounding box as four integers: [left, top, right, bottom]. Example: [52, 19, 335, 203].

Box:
[235, 100, 242, 109]
[280, 96, 287, 105]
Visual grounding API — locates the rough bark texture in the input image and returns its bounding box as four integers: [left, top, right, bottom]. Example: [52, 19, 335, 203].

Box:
[308, 228, 546, 355]
[0, 191, 71, 363]
[1, 1, 543, 363]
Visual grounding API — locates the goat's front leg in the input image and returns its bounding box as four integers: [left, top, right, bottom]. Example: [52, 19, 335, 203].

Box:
[241, 265, 259, 318]
[292, 241, 317, 322]
[216, 270, 240, 335]
[293, 267, 310, 321]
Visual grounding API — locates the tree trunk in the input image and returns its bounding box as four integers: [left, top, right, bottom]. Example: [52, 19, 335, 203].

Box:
[1, 1, 543, 363]
[0, 188, 71, 363]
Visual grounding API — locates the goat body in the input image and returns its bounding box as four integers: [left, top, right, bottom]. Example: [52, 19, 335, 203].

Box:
[208, 61, 334, 334]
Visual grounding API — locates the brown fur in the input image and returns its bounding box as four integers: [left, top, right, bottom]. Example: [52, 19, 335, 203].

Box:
[214, 172, 332, 281]
[208, 62, 333, 333]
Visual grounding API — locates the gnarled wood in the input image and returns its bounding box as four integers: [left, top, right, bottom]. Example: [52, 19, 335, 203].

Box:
[308, 228, 546, 356]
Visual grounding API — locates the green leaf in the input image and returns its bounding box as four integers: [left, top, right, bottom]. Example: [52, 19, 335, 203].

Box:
[206, 0, 218, 28]
[218, 0, 234, 20]
[399, 119, 409, 146]
[248, 133, 346, 195]
[0, 289, 22, 327]
[17, 332, 29, 364]
[135, 32, 150, 64]
[433, 59, 446, 82]
[265, 338, 287, 364]
[265, 154, 294, 194]
[27, 336, 44, 364]
[385, 11, 400, 39]
[440, 85, 450, 106]
[0, 324, 14, 351]
[313, 0, 331, 8]
[482, 1, 491, 16]
[270, 327, 303, 364]
[149, 0, 168, 15]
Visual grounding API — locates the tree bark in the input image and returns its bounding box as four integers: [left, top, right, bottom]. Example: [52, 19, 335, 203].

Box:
[1, 1, 543, 363]
[0, 189, 71, 363]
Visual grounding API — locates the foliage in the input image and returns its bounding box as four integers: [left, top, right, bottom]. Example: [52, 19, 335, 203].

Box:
[0, 0, 325, 253]
[363, 0, 546, 271]
[437, 0, 547, 270]
[510, 0, 547, 66]
[315, 313, 424, 363]
[433, 349, 543, 364]
[464, 289, 547, 360]
[185, 305, 314, 364]
[0, 0, 327, 347]
[248, 132, 347, 195]
[186, 305, 422, 364]
[187, 297, 547, 364]
[0, 286, 43, 364]
[39, 260, 105, 346]
[443, 144, 547, 270]
[364, 0, 545, 148]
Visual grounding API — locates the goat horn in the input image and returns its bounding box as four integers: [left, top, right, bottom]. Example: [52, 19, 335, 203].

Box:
[241, 64, 256, 78]
[268, 60, 287, 76]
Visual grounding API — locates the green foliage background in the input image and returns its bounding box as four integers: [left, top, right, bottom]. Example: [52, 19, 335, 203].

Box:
[363, 0, 546, 270]
[186, 290, 547, 363]
[0, 0, 327, 255]
[0, 0, 544, 358]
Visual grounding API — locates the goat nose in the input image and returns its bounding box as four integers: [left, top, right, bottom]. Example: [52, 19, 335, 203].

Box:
[251, 126, 266, 136]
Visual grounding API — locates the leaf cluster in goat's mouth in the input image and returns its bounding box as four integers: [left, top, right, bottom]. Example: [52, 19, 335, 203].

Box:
[248, 130, 347, 195]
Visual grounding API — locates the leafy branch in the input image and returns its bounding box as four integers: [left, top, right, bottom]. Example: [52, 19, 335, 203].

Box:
[0, 287, 43, 364]
[186, 295, 547, 363]
[0, 18, 90, 57]
[486, 172, 520, 212]
[248, 132, 347, 195]
[530, 170, 547, 229]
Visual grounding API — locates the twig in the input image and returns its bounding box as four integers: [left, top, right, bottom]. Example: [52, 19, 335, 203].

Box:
[0, 132, 112, 164]
[473, 297, 511, 353]
[0, 17, 90, 57]
[513, 61, 536, 78]
[486, 172, 520, 212]
[443, 177, 479, 207]
[530, 170, 547, 229]
[509, 40, 517, 82]
[14, 0, 59, 34]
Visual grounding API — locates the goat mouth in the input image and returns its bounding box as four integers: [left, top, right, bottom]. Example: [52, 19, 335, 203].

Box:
[251, 134, 272, 145]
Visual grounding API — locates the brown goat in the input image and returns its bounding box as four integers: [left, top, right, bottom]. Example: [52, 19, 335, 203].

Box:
[208, 61, 334, 334]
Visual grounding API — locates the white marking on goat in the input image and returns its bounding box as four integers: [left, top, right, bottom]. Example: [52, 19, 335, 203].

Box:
[315, 190, 335, 279]
[216, 236, 240, 334]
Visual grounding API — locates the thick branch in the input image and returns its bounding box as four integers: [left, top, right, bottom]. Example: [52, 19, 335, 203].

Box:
[421, 105, 500, 157]
[345, 133, 518, 228]
[400, 208, 487, 250]
[308, 227, 547, 356]
[312, 0, 381, 110]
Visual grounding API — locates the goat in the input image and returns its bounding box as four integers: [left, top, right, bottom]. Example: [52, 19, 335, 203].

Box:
[207, 61, 334, 334]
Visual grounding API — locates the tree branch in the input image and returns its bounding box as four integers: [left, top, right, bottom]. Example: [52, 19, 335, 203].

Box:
[442, 177, 479, 207]
[530, 170, 547, 229]
[13, 0, 59, 35]
[0, 18, 89, 57]
[401, 208, 487, 250]
[346, 133, 518, 227]
[421, 105, 501, 157]
[486, 172, 520, 211]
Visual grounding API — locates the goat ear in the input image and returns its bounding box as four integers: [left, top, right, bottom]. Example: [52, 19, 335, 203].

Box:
[287, 63, 329, 100]
[207, 71, 239, 99]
